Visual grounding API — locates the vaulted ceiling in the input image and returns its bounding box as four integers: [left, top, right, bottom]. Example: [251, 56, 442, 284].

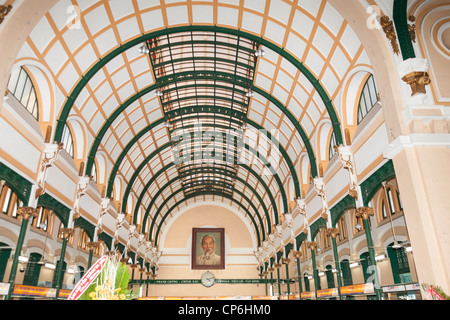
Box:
[16, 0, 371, 247]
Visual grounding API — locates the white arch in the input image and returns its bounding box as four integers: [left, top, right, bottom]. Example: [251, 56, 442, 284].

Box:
[8, 59, 56, 125]
[340, 65, 375, 127]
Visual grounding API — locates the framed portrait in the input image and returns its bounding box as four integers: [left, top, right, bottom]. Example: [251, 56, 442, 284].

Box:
[191, 228, 225, 270]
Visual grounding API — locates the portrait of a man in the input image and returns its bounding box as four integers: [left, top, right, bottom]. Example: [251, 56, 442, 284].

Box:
[192, 228, 225, 270]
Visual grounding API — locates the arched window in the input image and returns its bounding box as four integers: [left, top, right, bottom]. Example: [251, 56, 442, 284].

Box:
[379, 183, 403, 221]
[23, 252, 43, 286]
[61, 125, 74, 158]
[91, 161, 97, 182]
[336, 216, 348, 243]
[77, 229, 90, 251]
[7, 67, 39, 120]
[30, 207, 52, 232]
[0, 184, 22, 219]
[328, 131, 337, 160]
[357, 74, 379, 124]
[319, 228, 331, 251]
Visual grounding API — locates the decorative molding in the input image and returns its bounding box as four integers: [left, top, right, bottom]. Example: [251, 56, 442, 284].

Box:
[380, 15, 400, 55]
[355, 207, 374, 221]
[0, 4, 12, 25]
[383, 134, 450, 160]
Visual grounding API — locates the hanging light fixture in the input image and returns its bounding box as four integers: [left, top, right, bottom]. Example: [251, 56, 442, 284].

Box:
[139, 45, 149, 54]
[255, 46, 266, 57]
[155, 89, 163, 97]
[246, 90, 254, 97]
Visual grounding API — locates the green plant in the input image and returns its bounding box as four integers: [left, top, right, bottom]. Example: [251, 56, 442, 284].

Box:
[79, 257, 141, 300]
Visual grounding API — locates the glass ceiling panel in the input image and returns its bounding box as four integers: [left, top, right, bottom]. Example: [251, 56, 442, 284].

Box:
[146, 30, 258, 198]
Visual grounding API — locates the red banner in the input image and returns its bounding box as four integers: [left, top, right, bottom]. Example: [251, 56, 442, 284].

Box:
[67, 256, 108, 300]
[429, 286, 445, 300]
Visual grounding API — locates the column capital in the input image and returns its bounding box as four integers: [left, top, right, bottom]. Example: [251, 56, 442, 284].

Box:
[293, 251, 302, 259]
[60, 228, 74, 240]
[355, 207, 374, 220]
[86, 241, 100, 250]
[16, 207, 39, 221]
[307, 241, 318, 251]
[326, 228, 341, 239]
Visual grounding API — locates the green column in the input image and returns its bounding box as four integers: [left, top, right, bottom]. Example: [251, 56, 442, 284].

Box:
[294, 252, 303, 300]
[275, 264, 281, 296]
[87, 250, 93, 269]
[269, 268, 274, 296]
[330, 234, 343, 300]
[6, 207, 38, 300]
[54, 228, 73, 300]
[357, 208, 382, 300]
[309, 242, 319, 300]
[284, 261, 290, 299]
[146, 273, 150, 297]
[264, 274, 268, 296]
[311, 250, 319, 300]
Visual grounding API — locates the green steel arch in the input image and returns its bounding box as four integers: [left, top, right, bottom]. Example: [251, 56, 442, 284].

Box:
[56, 25, 343, 180]
[140, 166, 271, 240]
[153, 191, 263, 247]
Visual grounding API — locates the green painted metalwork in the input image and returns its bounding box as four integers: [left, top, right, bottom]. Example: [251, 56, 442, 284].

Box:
[0, 161, 32, 206]
[360, 160, 395, 206]
[73, 216, 96, 241]
[362, 218, 382, 300]
[309, 217, 327, 241]
[331, 237, 344, 300]
[330, 194, 356, 227]
[57, 26, 337, 180]
[129, 161, 279, 233]
[152, 190, 262, 247]
[393, 0, 416, 60]
[141, 167, 269, 240]
[5, 219, 29, 300]
[98, 231, 113, 251]
[37, 193, 71, 227]
[295, 232, 307, 249]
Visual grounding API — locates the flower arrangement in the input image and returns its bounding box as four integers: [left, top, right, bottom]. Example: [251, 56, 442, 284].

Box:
[421, 283, 449, 300]
[78, 253, 141, 300]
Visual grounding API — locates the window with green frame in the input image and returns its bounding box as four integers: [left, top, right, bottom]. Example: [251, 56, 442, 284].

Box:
[357, 74, 379, 124]
[23, 252, 43, 286]
[0, 243, 12, 282]
[387, 242, 412, 284]
[7, 67, 39, 120]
